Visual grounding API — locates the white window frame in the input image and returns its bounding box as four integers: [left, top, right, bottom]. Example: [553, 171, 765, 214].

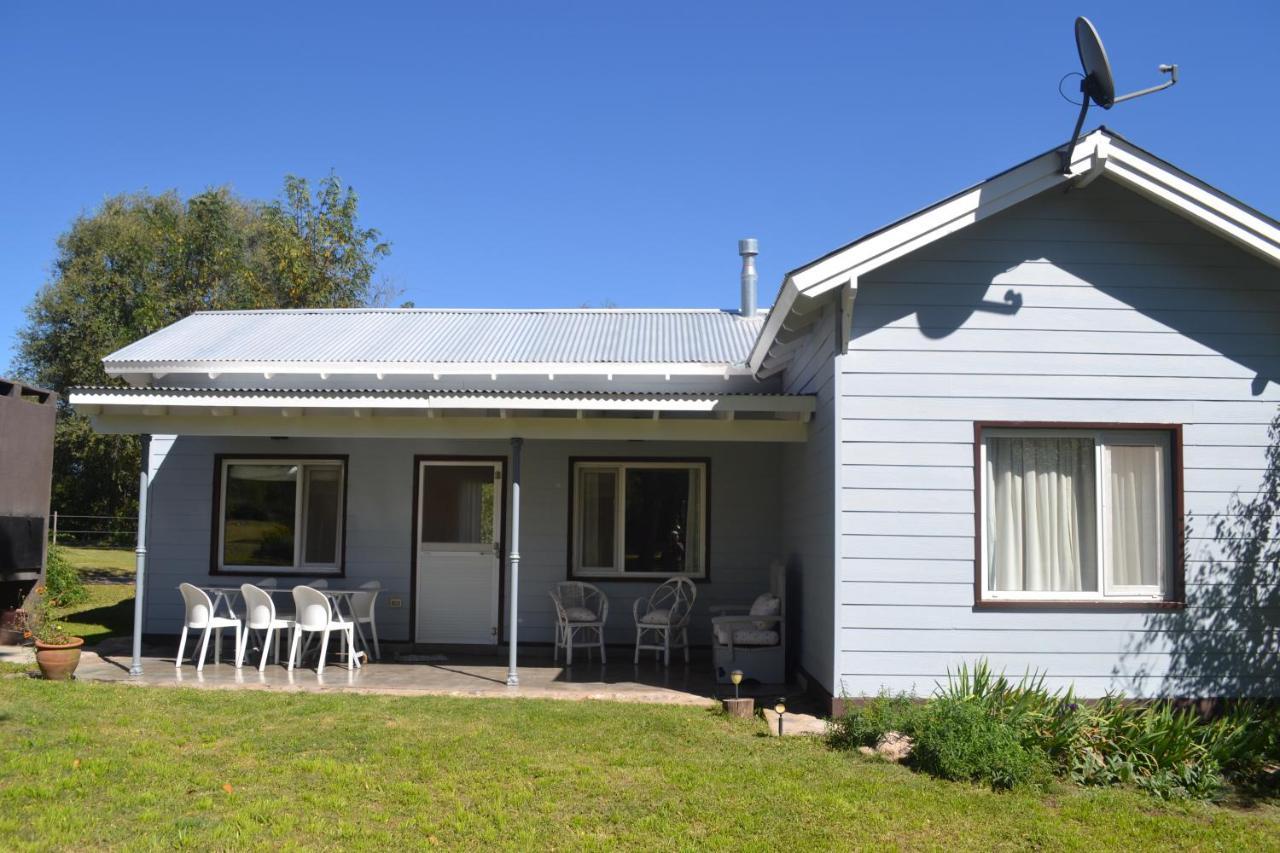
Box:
[978, 428, 1173, 603]
[571, 460, 708, 579]
[217, 457, 346, 575]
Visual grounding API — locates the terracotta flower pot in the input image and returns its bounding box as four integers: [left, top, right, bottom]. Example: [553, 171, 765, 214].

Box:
[34, 637, 84, 681]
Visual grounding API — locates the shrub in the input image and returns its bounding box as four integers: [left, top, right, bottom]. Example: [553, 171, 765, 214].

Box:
[42, 545, 87, 608]
[1065, 697, 1223, 799]
[829, 660, 1280, 799]
[827, 691, 921, 751]
[909, 696, 1050, 791]
[1205, 701, 1280, 781]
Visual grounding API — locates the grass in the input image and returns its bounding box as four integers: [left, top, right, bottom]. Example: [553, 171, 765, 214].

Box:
[1, 682, 1277, 850]
[34, 546, 136, 646]
[48, 584, 133, 645]
[56, 546, 134, 580]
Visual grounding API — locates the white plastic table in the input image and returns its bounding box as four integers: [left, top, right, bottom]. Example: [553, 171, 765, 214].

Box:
[198, 585, 371, 661]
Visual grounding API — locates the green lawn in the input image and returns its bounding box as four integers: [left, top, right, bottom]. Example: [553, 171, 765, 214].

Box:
[0, 681, 1276, 850]
[58, 546, 134, 579]
[49, 584, 133, 645]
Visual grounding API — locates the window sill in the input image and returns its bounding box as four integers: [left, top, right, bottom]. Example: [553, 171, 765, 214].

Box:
[212, 567, 345, 578]
[973, 599, 1185, 612]
[569, 573, 709, 583]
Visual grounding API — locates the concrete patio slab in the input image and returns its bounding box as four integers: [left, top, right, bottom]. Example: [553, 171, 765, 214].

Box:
[71, 638, 810, 711]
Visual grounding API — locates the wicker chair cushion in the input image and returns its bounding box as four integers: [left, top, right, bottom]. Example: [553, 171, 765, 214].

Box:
[564, 606, 598, 622]
[639, 607, 672, 625]
[749, 594, 781, 629]
[714, 625, 780, 646]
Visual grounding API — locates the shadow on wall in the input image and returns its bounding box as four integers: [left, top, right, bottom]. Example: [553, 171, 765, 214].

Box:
[851, 179, 1280, 396]
[1119, 407, 1280, 698]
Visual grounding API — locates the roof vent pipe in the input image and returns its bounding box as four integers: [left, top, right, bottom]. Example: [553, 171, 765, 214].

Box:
[738, 238, 758, 317]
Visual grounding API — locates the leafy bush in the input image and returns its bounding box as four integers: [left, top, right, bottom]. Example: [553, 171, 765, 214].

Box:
[1066, 697, 1223, 799]
[1204, 701, 1280, 781]
[827, 691, 921, 751]
[42, 545, 87, 608]
[830, 659, 1280, 800]
[909, 696, 1050, 791]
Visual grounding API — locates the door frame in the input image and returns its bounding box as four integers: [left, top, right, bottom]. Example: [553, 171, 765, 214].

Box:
[409, 454, 508, 644]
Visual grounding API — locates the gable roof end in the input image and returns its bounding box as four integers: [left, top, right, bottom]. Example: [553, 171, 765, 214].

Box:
[748, 128, 1280, 377]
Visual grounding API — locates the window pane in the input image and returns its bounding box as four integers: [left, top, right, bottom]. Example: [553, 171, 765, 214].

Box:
[986, 437, 1097, 592]
[624, 468, 696, 574]
[303, 466, 341, 565]
[224, 464, 297, 567]
[422, 466, 495, 544]
[1107, 444, 1166, 588]
[577, 468, 616, 568]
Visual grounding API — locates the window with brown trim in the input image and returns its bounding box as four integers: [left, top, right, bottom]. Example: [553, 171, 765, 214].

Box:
[214, 457, 347, 575]
[975, 424, 1183, 606]
[569, 458, 709, 579]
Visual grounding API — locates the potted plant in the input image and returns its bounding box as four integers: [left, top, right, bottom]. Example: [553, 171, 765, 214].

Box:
[21, 586, 84, 681]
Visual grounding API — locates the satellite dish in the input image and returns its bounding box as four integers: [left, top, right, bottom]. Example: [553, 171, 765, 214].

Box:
[1076, 17, 1116, 109]
[1059, 16, 1178, 173]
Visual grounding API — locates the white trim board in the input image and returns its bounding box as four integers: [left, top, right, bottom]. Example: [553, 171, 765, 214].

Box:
[69, 389, 815, 416]
[79, 413, 810, 442]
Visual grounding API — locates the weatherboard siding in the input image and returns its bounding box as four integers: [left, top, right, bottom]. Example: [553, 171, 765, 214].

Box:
[142, 435, 780, 646]
[780, 303, 839, 694]
[836, 176, 1280, 699]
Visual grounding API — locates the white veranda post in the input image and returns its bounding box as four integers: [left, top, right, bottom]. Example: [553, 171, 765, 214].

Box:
[130, 434, 151, 676]
[507, 437, 523, 686]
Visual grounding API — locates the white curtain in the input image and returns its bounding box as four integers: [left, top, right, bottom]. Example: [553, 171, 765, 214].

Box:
[987, 437, 1097, 592]
[1107, 444, 1165, 587]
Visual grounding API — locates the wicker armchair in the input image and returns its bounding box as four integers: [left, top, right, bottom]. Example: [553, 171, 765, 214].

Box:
[632, 576, 697, 666]
[710, 561, 786, 684]
[549, 581, 608, 665]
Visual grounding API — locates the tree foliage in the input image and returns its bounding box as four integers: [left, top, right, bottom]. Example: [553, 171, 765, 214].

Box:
[13, 175, 391, 521]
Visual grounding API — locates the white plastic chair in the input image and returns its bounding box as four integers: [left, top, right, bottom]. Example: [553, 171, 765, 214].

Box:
[633, 577, 697, 666]
[287, 585, 360, 675]
[176, 583, 243, 672]
[348, 581, 382, 661]
[237, 584, 294, 672]
[550, 581, 608, 665]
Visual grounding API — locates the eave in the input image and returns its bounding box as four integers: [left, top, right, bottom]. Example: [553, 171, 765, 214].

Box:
[68, 387, 816, 443]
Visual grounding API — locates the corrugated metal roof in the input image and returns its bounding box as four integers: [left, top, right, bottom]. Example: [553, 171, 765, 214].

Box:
[104, 309, 767, 367]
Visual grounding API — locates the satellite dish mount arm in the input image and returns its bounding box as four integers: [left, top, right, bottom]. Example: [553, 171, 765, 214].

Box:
[1112, 64, 1179, 104]
[1059, 79, 1093, 174]
[1059, 63, 1178, 175]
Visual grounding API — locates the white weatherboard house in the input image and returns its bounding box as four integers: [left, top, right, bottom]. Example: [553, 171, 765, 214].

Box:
[71, 129, 1280, 709]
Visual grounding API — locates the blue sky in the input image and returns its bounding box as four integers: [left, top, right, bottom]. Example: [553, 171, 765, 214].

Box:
[2, 2, 1277, 370]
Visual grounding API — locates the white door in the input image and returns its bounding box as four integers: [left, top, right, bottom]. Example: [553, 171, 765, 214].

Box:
[415, 460, 502, 644]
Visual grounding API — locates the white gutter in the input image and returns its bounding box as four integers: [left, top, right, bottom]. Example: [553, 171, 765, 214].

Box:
[68, 389, 817, 416]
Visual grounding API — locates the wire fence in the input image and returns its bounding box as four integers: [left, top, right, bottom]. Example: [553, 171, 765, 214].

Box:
[50, 512, 137, 548]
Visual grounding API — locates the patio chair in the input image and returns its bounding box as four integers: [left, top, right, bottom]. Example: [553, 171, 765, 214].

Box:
[176, 583, 243, 672]
[287, 585, 361, 675]
[710, 561, 786, 685]
[349, 580, 382, 661]
[236, 584, 294, 672]
[550, 581, 608, 665]
[633, 577, 696, 666]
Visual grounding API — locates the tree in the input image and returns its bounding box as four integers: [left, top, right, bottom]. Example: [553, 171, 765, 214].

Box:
[13, 174, 391, 524]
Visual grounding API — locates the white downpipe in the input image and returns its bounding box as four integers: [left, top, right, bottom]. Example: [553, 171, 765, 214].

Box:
[130, 434, 151, 676]
[506, 437, 523, 686]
